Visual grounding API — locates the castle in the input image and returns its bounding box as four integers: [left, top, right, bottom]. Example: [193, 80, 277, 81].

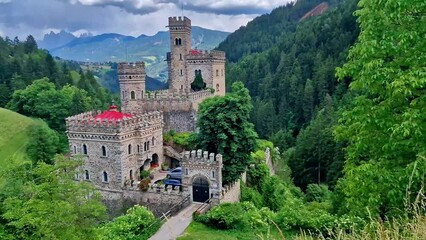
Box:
[66, 16, 240, 214]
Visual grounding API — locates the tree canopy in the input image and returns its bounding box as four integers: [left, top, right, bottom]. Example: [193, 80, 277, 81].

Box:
[335, 0, 426, 218]
[197, 82, 258, 184]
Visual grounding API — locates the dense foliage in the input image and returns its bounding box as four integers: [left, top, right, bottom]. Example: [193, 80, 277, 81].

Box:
[334, 0, 426, 218]
[0, 36, 112, 132]
[197, 82, 257, 184]
[0, 155, 107, 239]
[223, 0, 359, 189]
[100, 205, 161, 240]
[217, 0, 334, 62]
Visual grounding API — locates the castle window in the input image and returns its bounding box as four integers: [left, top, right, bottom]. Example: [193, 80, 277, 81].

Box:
[178, 38, 182, 45]
[152, 137, 155, 146]
[131, 91, 135, 100]
[216, 84, 220, 92]
[141, 91, 144, 98]
[147, 141, 150, 150]
[102, 171, 108, 182]
[175, 38, 179, 45]
[128, 144, 132, 154]
[144, 142, 147, 151]
[130, 170, 133, 180]
[82, 144, 88, 155]
[221, 69, 224, 76]
[85, 170, 90, 180]
[129, 76, 132, 79]
[137, 145, 140, 153]
[101, 146, 107, 157]
[122, 91, 124, 99]
[179, 54, 182, 60]
[185, 168, 188, 175]
[180, 69, 183, 76]
[216, 69, 219, 76]
[212, 170, 215, 178]
[73, 145, 77, 154]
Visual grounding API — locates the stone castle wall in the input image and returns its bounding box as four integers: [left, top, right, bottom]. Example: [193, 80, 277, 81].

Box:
[221, 179, 241, 203]
[99, 187, 189, 217]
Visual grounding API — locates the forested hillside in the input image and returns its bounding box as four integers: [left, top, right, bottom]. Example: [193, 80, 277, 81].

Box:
[0, 36, 113, 132]
[223, 0, 359, 189]
[217, 0, 338, 62]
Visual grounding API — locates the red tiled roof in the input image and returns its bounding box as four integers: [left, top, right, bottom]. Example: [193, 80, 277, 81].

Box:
[94, 105, 133, 120]
[190, 49, 203, 55]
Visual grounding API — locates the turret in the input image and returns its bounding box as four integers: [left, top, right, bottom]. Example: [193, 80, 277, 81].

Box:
[118, 62, 146, 113]
[167, 16, 192, 93]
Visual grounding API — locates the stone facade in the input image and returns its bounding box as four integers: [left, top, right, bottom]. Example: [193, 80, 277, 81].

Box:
[66, 109, 164, 189]
[181, 150, 223, 205]
[118, 16, 226, 133]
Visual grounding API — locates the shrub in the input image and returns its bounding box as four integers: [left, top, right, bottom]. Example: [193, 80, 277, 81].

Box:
[241, 183, 264, 208]
[138, 178, 151, 191]
[140, 170, 150, 179]
[305, 184, 332, 202]
[100, 205, 161, 240]
[197, 202, 273, 231]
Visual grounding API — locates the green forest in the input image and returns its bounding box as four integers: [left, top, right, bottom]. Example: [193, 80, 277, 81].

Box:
[0, 0, 425, 239]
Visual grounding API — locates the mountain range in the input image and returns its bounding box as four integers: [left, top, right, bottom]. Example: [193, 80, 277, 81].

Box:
[37, 27, 229, 82]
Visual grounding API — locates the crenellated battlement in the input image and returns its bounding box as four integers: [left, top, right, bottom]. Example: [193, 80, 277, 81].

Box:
[182, 149, 223, 166]
[118, 62, 146, 75]
[167, 16, 191, 28]
[186, 50, 226, 61]
[66, 111, 163, 134]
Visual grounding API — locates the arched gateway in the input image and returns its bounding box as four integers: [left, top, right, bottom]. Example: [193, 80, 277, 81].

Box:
[192, 176, 209, 202]
[181, 150, 223, 205]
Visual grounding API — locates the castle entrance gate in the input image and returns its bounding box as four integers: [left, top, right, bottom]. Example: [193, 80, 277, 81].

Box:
[192, 176, 209, 202]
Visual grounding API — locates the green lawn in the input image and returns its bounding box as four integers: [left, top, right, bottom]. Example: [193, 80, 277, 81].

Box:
[178, 222, 288, 240]
[0, 108, 40, 165]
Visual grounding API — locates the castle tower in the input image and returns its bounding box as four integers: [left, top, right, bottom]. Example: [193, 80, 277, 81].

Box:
[167, 16, 191, 93]
[119, 62, 146, 113]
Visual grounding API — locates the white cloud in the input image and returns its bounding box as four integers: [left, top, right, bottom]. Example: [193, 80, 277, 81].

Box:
[0, 0, 292, 40]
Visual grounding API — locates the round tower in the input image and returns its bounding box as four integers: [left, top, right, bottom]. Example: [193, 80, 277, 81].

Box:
[167, 16, 191, 93]
[118, 62, 146, 114]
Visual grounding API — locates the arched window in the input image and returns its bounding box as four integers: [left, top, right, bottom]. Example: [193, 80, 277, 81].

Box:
[180, 69, 183, 76]
[82, 144, 88, 155]
[178, 38, 182, 45]
[147, 141, 150, 150]
[103, 171, 108, 182]
[130, 91, 135, 100]
[137, 145, 140, 153]
[85, 170, 90, 180]
[144, 142, 147, 151]
[216, 69, 219, 76]
[185, 168, 188, 175]
[128, 144, 132, 154]
[212, 170, 215, 178]
[152, 137, 155, 146]
[130, 170, 133, 180]
[216, 84, 220, 92]
[175, 38, 179, 45]
[101, 146, 107, 157]
[179, 53, 182, 60]
[73, 146, 77, 154]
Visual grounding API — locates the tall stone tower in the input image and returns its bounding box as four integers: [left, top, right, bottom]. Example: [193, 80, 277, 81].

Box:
[167, 16, 191, 93]
[119, 62, 146, 113]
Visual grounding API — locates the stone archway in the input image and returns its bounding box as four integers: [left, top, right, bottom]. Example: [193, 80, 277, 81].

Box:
[151, 153, 159, 168]
[192, 176, 209, 202]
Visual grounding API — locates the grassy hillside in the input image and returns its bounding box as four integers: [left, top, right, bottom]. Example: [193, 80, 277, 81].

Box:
[0, 108, 41, 164]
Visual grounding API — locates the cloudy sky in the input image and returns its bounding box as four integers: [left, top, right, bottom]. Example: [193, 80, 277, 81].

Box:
[0, 0, 292, 40]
